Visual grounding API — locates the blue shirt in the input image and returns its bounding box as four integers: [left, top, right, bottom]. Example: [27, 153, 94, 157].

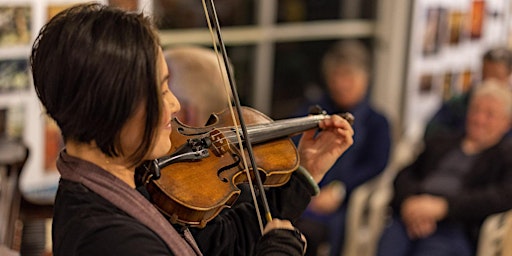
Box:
[295, 94, 391, 199]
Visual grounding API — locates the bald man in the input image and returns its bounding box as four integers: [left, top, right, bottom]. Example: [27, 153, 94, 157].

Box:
[164, 46, 232, 127]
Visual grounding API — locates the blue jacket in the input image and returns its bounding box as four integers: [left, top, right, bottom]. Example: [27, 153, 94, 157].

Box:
[295, 95, 391, 200]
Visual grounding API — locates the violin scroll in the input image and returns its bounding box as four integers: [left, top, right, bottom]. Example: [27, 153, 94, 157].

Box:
[308, 104, 355, 126]
[339, 112, 355, 126]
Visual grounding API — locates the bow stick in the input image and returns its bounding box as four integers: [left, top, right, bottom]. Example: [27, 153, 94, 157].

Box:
[201, 0, 272, 234]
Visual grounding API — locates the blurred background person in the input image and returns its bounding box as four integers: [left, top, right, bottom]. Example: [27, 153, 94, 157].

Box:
[424, 46, 512, 140]
[377, 80, 512, 256]
[294, 40, 391, 256]
[164, 46, 232, 127]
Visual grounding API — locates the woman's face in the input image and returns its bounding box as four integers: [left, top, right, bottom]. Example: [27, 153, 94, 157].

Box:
[119, 49, 181, 161]
[466, 94, 511, 148]
[326, 64, 368, 109]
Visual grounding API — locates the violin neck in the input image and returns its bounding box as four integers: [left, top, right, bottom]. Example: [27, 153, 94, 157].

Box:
[228, 114, 329, 144]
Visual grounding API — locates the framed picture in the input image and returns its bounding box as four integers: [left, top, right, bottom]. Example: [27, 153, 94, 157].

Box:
[47, 4, 75, 21]
[422, 8, 442, 56]
[447, 10, 466, 46]
[0, 58, 29, 93]
[469, 0, 485, 39]
[419, 73, 434, 93]
[0, 6, 31, 47]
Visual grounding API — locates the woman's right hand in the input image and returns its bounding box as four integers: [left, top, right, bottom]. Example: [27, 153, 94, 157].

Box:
[263, 218, 295, 234]
[263, 219, 307, 248]
[258, 218, 307, 255]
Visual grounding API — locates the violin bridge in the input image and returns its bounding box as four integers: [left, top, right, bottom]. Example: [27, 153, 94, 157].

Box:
[209, 129, 231, 156]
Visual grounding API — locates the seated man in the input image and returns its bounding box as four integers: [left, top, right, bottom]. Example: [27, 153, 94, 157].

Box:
[163, 46, 231, 127]
[377, 80, 512, 256]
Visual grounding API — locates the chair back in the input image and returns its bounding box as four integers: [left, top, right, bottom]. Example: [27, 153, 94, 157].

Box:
[0, 137, 30, 251]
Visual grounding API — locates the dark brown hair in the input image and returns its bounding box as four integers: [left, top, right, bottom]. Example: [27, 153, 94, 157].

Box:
[31, 3, 162, 165]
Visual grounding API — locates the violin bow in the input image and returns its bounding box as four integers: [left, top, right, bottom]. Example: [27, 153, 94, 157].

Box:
[201, 0, 271, 234]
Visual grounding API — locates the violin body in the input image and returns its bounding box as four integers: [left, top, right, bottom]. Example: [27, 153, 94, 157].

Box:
[145, 107, 299, 227]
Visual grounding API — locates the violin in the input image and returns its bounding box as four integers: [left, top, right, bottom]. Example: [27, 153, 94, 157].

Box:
[137, 106, 354, 228]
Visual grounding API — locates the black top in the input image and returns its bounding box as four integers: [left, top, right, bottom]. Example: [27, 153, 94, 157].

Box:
[53, 179, 174, 255]
[53, 169, 314, 255]
[191, 171, 316, 256]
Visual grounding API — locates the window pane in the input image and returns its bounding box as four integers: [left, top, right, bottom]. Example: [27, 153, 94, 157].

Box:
[272, 41, 332, 119]
[225, 45, 255, 107]
[153, 0, 256, 29]
[277, 0, 377, 23]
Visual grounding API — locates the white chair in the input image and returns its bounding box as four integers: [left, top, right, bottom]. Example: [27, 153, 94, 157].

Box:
[341, 167, 396, 256]
[477, 209, 512, 256]
[341, 135, 422, 256]
[0, 137, 29, 254]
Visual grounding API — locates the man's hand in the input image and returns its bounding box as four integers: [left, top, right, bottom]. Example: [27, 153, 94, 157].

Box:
[308, 181, 345, 214]
[401, 194, 448, 239]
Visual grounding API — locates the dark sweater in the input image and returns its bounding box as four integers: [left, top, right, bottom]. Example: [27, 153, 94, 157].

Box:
[392, 134, 512, 243]
[52, 158, 313, 255]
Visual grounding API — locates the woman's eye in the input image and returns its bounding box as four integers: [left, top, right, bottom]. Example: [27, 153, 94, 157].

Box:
[162, 89, 169, 95]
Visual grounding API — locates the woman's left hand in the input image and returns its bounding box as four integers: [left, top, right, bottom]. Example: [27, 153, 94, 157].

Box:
[298, 114, 354, 183]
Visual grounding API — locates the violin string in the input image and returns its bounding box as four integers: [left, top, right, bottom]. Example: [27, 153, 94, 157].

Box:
[201, 0, 265, 233]
[209, 114, 327, 144]
[211, 114, 325, 134]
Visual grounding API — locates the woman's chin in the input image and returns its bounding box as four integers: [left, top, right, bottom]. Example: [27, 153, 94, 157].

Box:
[151, 141, 172, 159]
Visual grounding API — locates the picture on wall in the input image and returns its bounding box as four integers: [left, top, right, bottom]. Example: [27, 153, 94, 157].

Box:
[422, 7, 442, 56]
[442, 72, 453, 101]
[448, 10, 466, 46]
[422, 7, 449, 56]
[419, 73, 434, 93]
[440, 69, 474, 101]
[0, 6, 31, 47]
[469, 0, 485, 39]
[460, 69, 474, 93]
[47, 4, 76, 21]
[0, 58, 29, 92]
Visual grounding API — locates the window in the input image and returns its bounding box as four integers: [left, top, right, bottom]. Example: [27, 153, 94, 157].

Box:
[156, 0, 377, 119]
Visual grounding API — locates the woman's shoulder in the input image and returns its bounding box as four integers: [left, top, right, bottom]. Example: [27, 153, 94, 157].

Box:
[52, 179, 172, 255]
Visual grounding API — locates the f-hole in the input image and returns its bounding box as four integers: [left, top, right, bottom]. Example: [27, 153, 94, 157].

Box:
[217, 153, 241, 183]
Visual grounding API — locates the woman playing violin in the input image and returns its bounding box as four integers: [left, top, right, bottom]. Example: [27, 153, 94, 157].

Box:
[31, 3, 353, 256]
